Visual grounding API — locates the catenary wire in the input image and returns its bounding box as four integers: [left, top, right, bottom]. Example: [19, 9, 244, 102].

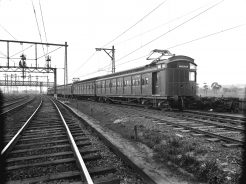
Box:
[115, 0, 213, 46]
[115, 23, 245, 68]
[31, 0, 45, 56]
[72, 51, 97, 74]
[0, 24, 17, 40]
[74, 0, 224, 80]
[74, 1, 167, 75]
[39, 0, 48, 54]
[76, 22, 243, 80]
[167, 24, 246, 50]
[10, 45, 34, 57]
[37, 46, 63, 60]
[102, 0, 168, 47]
[116, 0, 224, 62]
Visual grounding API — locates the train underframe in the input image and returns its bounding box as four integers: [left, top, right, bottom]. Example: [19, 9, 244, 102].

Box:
[53, 93, 243, 112]
[68, 94, 196, 110]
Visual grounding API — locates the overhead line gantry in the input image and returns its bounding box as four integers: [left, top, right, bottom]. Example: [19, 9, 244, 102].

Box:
[0, 39, 68, 96]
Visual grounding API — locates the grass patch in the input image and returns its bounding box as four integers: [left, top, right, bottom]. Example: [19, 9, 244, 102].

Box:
[139, 129, 239, 184]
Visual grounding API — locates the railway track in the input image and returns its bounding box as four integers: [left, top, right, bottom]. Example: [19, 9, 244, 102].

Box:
[2, 97, 121, 183]
[2, 95, 28, 103]
[76, 99, 244, 147]
[1, 96, 35, 116]
[184, 110, 246, 123]
[132, 108, 244, 147]
[3, 96, 42, 145]
[3, 96, 29, 107]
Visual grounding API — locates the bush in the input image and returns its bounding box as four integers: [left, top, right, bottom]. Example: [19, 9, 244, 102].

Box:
[140, 130, 234, 183]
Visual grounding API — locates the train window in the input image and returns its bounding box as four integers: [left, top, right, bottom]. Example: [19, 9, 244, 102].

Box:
[141, 78, 145, 85]
[145, 77, 149, 84]
[189, 72, 195, 81]
[190, 63, 196, 69]
[137, 79, 140, 86]
[161, 64, 166, 68]
[157, 65, 161, 69]
[141, 77, 148, 85]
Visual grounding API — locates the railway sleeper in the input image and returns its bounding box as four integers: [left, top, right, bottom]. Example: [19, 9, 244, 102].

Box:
[21, 131, 67, 138]
[9, 141, 91, 155]
[6, 154, 102, 171]
[6, 167, 118, 184]
[6, 148, 99, 163]
[17, 135, 69, 143]
[14, 137, 89, 149]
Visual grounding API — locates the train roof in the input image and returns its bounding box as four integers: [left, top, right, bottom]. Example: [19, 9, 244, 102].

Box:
[73, 55, 195, 84]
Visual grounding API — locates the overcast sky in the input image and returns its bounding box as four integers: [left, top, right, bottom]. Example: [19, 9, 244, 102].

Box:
[0, 0, 246, 86]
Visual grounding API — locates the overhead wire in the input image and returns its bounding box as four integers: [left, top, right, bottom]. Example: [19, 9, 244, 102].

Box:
[114, 1, 213, 46]
[74, 0, 225, 80]
[10, 45, 34, 57]
[0, 24, 18, 61]
[31, 0, 45, 56]
[116, 0, 225, 63]
[78, 22, 244, 79]
[0, 50, 7, 57]
[0, 24, 17, 40]
[39, 0, 48, 54]
[116, 23, 246, 67]
[72, 51, 97, 75]
[167, 23, 246, 50]
[102, 0, 168, 47]
[74, 0, 168, 75]
[37, 46, 63, 60]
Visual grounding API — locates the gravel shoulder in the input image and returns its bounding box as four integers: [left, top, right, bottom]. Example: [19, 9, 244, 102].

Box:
[63, 99, 242, 184]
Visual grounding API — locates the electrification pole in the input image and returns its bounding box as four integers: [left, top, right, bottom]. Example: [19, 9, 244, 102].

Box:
[95, 45, 115, 73]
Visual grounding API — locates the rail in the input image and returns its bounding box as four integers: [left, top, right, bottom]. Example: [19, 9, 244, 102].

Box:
[0, 97, 35, 116]
[158, 118, 244, 145]
[1, 97, 43, 156]
[51, 98, 94, 184]
[3, 96, 28, 108]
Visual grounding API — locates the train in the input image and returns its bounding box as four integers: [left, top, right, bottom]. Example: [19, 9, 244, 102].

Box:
[48, 50, 197, 109]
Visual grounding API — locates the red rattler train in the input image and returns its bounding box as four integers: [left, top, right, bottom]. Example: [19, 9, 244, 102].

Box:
[48, 50, 197, 109]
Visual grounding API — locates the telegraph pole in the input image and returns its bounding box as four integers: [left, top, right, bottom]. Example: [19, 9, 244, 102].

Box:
[95, 45, 115, 73]
[65, 42, 68, 85]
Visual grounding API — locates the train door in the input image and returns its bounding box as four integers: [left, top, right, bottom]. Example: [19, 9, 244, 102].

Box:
[152, 72, 160, 95]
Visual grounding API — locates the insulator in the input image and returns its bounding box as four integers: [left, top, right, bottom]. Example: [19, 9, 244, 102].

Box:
[46, 55, 51, 61]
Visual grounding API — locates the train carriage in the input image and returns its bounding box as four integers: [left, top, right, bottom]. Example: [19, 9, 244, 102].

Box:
[56, 84, 72, 97]
[49, 50, 197, 109]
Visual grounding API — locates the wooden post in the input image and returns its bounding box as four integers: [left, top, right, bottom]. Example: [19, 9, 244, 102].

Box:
[134, 125, 138, 140]
[54, 68, 57, 98]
